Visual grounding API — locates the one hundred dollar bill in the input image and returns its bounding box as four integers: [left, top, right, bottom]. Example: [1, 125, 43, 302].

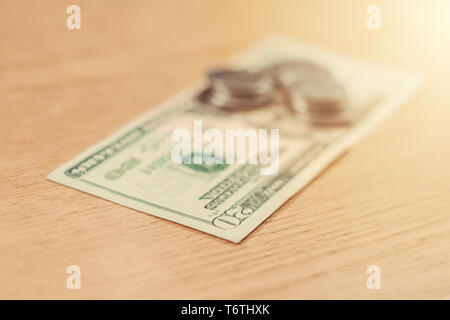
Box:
[47, 35, 420, 243]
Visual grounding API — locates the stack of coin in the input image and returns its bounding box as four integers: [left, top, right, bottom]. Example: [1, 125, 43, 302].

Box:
[270, 60, 330, 87]
[287, 78, 352, 125]
[270, 60, 353, 126]
[199, 68, 275, 111]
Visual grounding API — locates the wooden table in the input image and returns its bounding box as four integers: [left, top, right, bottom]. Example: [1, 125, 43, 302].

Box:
[1, 0, 449, 299]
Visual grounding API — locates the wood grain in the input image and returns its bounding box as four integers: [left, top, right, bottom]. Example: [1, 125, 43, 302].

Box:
[1, 0, 449, 299]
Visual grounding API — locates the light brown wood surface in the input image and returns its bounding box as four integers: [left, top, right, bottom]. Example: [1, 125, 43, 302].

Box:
[1, 0, 449, 299]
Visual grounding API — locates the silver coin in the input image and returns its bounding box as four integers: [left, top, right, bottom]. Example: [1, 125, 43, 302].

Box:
[285, 77, 353, 126]
[198, 86, 273, 111]
[270, 60, 331, 87]
[199, 68, 275, 111]
[295, 108, 353, 126]
[287, 78, 347, 107]
[208, 68, 274, 97]
[213, 94, 273, 110]
[288, 98, 351, 123]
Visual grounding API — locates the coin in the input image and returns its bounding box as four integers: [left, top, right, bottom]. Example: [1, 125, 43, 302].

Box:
[284, 75, 353, 126]
[208, 68, 274, 96]
[199, 68, 275, 111]
[200, 62, 353, 126]
[198, 87, 272, 111]
[295, 108, 353, 126]
[269, 60, 330, 87]
[288, 78, 348, 113]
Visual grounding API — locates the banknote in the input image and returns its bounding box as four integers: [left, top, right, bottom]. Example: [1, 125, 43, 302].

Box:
[47, 35, 420, 243]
